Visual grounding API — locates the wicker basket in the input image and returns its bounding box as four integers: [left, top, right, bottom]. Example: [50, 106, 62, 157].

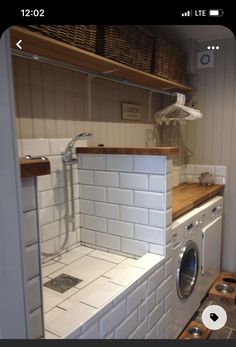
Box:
[96, 25, 153, 73]
[152, 37, 187, 83]
[27, 25, 97, 53]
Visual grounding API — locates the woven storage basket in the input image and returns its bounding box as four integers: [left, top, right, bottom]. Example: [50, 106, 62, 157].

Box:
[97, 25, 153, 73]
[152, 37, 187, 83]
[27, 25, 97, 53]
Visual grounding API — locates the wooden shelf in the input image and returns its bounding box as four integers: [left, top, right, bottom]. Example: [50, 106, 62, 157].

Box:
[20, 158, 51, 178]
[76, 146, 179, 155]
[10, 26, 193, 93]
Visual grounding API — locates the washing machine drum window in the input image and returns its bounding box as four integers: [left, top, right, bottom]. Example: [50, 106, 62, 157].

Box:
[177, 240, 199, 299]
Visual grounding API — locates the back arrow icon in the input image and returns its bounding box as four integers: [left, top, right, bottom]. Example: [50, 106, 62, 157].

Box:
[16, 40, 22, 50]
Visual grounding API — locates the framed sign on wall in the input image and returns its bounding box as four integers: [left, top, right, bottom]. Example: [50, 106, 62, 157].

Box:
[121, 103, 142, 121]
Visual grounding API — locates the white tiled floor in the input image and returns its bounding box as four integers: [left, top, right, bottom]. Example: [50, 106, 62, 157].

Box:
[43, 286, 79, 313]
[52, 246, 93, 265]
[42, 245, 163, 339]
[47, 254, 118, 289]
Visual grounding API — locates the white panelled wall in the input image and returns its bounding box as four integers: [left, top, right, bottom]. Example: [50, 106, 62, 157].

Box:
[185, 37, 236, 272]
[12, 55, 158, 147]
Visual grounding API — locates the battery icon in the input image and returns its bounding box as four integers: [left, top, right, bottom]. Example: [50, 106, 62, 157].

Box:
[209, 9, 224, 16]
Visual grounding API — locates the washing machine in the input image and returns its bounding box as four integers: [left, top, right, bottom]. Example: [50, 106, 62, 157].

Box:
[172, 208, 202, 339]
[197, 196, 223, 300]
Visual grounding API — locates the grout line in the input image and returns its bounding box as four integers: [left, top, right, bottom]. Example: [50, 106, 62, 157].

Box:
[45, 306, 67, 315]
[79, 300, 99, 310]
[227, 329, 233, 339]
[45, 329, 61, 338]
[86, 253, 126, 265]
[50, 250, 94, 267]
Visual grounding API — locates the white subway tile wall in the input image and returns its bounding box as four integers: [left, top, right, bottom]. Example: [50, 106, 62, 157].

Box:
[184, 164, 226, 185]
[108, 220, 133, 238]
[77, 170, 93, 185]
[148, 243, 164, 256]
[94, 171, 119, 187]
[80, 154, 106, 170]
[134, 156, 166, 174]
[121, 238, 148, 257]
[21, 178, 44, 338]
[107, 188, 133, 205]
[149, 209, 172, 229]
[79, 154, 171, 258]
[120, 206, 148, 225]
[120, 173, 148, 190]
[134, 224, 164, 244]
[107, 155, 133, 172]
[148, 175, 165, 192]
[95, 202, 119, 219]
[99, 300, 126, 337]
[80, 185, 106, 202]
[96, 232, 121, 251]
[80, 228, 96, 245]
[81, 215, 107, 233]
[134, 191, 165, 210]
[79, 199, 94, 215]
[114, 309, 138, 338]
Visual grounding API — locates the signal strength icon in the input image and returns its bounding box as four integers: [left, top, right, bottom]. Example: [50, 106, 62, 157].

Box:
[181, 10, 192, 16]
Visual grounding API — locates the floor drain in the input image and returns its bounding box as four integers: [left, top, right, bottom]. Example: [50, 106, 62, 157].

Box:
[44, 273, 82, 293]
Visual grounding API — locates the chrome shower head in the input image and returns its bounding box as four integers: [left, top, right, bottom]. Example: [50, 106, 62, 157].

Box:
[63, 132, 92, 163]
[78, 132, 92, 139]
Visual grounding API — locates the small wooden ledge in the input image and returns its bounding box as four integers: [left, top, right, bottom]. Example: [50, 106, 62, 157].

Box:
[20, 158, 51, 178]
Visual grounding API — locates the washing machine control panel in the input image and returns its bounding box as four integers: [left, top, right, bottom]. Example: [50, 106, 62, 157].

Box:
[173, 209, 200, 246]
[172, 196, 223, 247]
[197, 196, 223, 226]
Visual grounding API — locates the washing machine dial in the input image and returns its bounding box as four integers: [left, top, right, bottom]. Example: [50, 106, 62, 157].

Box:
[185, 222, 194, 236]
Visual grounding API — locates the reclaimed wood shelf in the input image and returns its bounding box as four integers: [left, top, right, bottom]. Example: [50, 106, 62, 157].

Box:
[10, 26, 193, 93]
[76, 146, 179, 155]
[20, 158, 51, 178]
[172, 183, 225, 220]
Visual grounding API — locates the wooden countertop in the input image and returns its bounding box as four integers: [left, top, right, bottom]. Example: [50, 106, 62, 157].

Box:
[76, 147, 179, 155]
[172, 183, 225, 220]
[20, 158, 51, 178]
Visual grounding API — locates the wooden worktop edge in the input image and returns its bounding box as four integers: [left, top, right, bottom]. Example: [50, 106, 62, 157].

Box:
[76, 147, 179, 155]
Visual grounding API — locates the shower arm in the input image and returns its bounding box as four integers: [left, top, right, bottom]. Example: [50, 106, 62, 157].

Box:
[63, 132, 92, 163]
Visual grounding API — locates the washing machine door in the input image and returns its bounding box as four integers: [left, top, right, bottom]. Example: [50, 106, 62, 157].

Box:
[176, 240, 199, 299]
